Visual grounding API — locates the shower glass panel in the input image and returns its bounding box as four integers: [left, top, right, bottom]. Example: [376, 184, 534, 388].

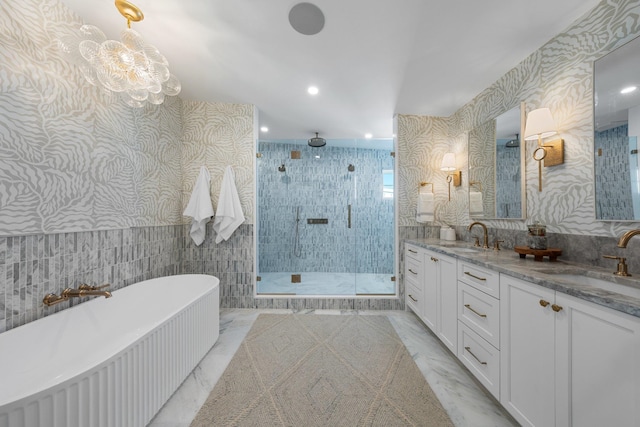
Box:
[256, 138, 395, 296]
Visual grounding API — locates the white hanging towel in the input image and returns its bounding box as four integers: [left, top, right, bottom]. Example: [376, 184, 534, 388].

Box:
[469, 190, 484, 217]
[183, 166, 215, 246]
[416, 188, 435, 223]
[213, 165, 245, 243]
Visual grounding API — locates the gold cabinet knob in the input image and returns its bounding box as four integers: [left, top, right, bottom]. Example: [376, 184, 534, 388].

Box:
[552, 304, 563, 312]
[539, 299, 550, 307]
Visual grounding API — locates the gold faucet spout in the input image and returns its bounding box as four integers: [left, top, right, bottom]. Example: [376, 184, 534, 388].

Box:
[62, 288, 112, 299]
[468, 221, 489, 249]
[617, 229, 640, 248]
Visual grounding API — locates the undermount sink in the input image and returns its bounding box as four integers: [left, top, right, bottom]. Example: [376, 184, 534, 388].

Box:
[547, 273, 640, 299]
[454, 248, 481, 253]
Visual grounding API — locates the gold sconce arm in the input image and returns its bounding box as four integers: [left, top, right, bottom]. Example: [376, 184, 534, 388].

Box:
[524, 107, 563, 192]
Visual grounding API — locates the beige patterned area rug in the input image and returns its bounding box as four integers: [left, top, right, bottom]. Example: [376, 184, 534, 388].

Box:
[191, 314, 454, 427]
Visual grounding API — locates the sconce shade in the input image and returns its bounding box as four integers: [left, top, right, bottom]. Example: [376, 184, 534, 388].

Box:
[524, 108, 557, 140]
[440, 152, 456, 171]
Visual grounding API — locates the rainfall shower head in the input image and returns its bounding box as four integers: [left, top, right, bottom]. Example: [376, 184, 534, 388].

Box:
[505, 133, 520, 148]
[308, 132, 326, 147]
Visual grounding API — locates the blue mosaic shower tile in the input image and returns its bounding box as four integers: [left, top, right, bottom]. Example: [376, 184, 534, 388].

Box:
[258, 142, 394, 275]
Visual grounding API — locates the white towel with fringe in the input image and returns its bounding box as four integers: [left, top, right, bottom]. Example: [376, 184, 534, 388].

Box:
[416, 189, 435, 223]
[470, 190, 484, 217]
[183, 166, 214, 246]
[213, 165, 245, 243]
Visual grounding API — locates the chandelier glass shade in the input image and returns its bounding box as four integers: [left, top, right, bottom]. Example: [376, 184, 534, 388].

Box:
[58, 2, 180, 107]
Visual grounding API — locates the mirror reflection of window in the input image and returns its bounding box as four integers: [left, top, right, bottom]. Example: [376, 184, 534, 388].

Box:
[382, 169, 394, 199]
[594, 34, 640, 221]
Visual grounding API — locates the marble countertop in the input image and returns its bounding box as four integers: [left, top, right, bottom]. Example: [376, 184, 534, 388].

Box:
[405, 238, 640, 318]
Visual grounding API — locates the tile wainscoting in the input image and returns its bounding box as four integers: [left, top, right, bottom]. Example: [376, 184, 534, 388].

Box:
[4, 222, 637, 333]
[0, 226, 184, 333]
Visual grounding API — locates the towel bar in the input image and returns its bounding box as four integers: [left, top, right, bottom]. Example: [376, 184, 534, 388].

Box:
[419, 182, 434, 193]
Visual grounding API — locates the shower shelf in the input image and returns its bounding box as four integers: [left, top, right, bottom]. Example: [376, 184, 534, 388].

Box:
[307, 218, 328, 224]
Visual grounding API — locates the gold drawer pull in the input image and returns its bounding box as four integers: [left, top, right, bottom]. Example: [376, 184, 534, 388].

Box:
[465, 346, 487, 365]
[552, 304, 563, 312]
[408, 269, 418, 275]
[464, 304, 487, 318]
[430, 256, 439, 262]
[408, 249, 418, 254]
[408, 294, 418, 302]
[464, 271, 487, 281]
[539, 299, 550, 307]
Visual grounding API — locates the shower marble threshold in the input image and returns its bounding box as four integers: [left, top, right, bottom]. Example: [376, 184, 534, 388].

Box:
[149, 308, 517, 427]
[256, 272, 395, 295]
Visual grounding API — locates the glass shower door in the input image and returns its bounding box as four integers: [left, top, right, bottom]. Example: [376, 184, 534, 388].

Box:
[353, 139, 396, 295]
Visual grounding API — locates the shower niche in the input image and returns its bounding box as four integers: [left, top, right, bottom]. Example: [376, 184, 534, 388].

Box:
[256, 138, 396, 296]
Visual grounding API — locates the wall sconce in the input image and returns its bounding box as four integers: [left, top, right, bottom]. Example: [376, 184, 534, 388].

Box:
[441, 152, 461, 201]
[524, 108, 564, 192]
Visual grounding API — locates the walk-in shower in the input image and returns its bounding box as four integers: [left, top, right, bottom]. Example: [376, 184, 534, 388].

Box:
[256, 138, 395, 296]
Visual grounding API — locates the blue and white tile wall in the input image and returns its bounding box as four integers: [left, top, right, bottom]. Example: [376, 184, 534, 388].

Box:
[257, 142, 394, 275]
[595, 124, 634, 220]
[495, 142, 522, 218]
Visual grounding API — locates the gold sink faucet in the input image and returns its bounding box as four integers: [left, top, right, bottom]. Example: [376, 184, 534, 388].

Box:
[468, 221, 489, 249]
[617, 229, 640, 248]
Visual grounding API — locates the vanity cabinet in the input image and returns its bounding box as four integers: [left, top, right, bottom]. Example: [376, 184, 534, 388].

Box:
[404, 244, 457, 354]
[457, 261, 501, 398]
[500, 274, 640, 427]
[405, 245, 425, 320]
[431, 251, 457, 354]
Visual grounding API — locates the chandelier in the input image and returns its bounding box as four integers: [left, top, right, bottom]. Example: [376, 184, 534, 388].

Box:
[59, 0, 181, 107]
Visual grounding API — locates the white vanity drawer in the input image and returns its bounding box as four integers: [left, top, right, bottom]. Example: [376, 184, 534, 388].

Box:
[458, 281, 500, 349]
[406, 281, 422, 315]
[458, 321, 500, 399]
[405, 256, 423, 286]
[458, 261, 500, 298]
[405, 244, 423, 262]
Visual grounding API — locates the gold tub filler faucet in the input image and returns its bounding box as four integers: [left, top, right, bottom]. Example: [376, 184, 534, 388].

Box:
[43, 283, 112, 306]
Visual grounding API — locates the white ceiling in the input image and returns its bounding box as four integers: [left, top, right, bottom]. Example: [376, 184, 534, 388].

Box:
[60, 0, 601, 140]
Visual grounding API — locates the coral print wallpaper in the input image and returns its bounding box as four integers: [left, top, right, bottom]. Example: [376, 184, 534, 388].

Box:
[0, 1, 186, 234]
[398, 0, 640, 239]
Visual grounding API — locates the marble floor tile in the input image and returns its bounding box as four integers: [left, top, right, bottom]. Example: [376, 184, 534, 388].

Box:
[149, 308, 517, 427]
[256, 272, 395, 295]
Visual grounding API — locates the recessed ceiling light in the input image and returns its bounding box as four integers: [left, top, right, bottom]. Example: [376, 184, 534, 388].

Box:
[308, 86, 319, 95]
[621, 86, 637, 94]
[364, 133, 373, 139]
[260, 126, 269, 132]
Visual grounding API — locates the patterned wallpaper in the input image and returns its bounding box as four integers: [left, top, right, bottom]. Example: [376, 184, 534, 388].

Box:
[0, 0, 184, 236]
[398, 0, 640, 237]
[181, 101, 255, 225]
[468, 119, 497, 218]
[397, 115, 467, 227]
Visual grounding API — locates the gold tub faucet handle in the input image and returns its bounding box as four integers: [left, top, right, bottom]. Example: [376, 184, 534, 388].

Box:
[78, 283, 111, 291]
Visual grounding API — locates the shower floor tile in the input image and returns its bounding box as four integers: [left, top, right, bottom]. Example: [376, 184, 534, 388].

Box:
[256, 272, 395, 295]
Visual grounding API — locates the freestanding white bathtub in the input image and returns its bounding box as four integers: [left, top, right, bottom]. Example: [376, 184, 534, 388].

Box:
[0, 274, 220, 427]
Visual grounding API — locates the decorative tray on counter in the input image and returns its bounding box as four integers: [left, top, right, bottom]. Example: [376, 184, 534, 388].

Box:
[514, 246, 562, 262]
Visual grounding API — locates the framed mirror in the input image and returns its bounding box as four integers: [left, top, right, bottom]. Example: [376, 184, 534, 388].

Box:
[594, 35, 640, 221]
[468, 103, 525, 219]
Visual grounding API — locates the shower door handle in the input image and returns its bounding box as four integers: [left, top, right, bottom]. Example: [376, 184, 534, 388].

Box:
[348, 204, 352, 228]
